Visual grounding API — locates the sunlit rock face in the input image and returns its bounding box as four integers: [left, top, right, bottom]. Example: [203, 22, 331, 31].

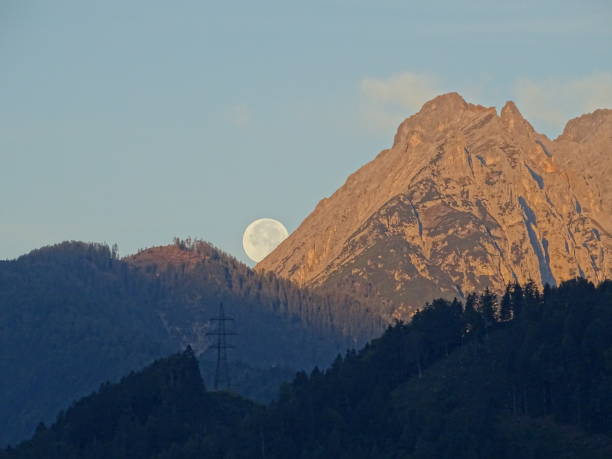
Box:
[257, 93, 611, 319]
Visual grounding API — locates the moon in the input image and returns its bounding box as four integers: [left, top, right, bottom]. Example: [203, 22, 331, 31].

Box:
[242, 218, 289, 263]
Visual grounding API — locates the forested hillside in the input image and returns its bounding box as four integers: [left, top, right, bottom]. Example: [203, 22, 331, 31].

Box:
[0, 240, 381, 447]
[5, 279, 612, 458]
[0, 242, 174, 447]
[0, 348, 254, 459]
[127, 238, 383, 367]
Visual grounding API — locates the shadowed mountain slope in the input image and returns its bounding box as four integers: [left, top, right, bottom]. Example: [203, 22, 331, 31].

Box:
[5, 279, 612, 458]
[126, 239, 382, 362]
[1, 348, 256, 459]
[0, 242, 175, 447]
[0, 240, 382, 447]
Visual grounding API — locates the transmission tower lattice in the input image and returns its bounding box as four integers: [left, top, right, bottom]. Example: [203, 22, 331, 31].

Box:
[206, 302, 236, 390]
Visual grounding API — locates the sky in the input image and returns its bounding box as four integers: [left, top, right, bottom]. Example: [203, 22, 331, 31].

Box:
[1, 0, 611, 264]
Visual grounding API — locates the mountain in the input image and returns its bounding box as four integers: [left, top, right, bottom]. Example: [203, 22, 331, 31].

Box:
[0, 242, 175, 447]
[5, 279, 612, 458]
[0, 240, 381, 447]
[257, 93, 612, 319]
[126, 238, 382, 365]
[1, 347, 255, 459]
[552, 109, 612, 273]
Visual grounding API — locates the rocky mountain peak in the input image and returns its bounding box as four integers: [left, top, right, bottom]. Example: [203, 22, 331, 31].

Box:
[558, 108, 612, 143]
[420, 91, 468, 112]
[393, 92, 487, 147]
[258, 94, 612, 319]
[500, 100, 536, 137]
[500, 100, 520, 117]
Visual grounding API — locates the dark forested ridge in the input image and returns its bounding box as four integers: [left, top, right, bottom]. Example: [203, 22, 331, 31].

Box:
[197, 357, 296, 403]
[0, 240, 382, 447]
[1, 347, 256, 459]
[4, 279, 612, 458]
[0, 242, 175, 447]
[127, 238, 383, 367]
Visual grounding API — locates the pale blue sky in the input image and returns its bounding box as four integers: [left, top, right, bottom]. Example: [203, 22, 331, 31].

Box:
[1, 0, 611, 264]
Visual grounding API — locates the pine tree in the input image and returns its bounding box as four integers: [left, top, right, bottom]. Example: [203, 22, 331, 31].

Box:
[500, 284, 513, 322]
[478, 288, 498, 328]
[511, 282, 525, 320]
[524, 279, 540, 306]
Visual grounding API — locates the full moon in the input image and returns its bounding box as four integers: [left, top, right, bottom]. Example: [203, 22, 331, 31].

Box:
[242, 218, 289, 263]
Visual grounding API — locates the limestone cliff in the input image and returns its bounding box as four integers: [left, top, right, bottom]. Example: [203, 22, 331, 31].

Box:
[257, 93, 611, 319]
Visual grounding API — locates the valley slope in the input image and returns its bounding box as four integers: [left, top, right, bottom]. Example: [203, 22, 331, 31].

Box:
[0, 240, 380, 447]
[6, 280, 612, 459]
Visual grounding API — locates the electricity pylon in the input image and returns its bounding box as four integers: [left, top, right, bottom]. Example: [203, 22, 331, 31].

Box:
[206, 302, 236, 390]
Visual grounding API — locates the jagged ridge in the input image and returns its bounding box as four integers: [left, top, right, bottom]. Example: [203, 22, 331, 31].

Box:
[257, 93, 611, 318]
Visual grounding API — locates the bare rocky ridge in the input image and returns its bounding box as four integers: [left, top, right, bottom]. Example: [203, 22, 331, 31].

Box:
[257, 93, 611, 319]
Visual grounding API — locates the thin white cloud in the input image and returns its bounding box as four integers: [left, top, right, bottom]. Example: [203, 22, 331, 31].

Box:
[359, 71, 612, 138]
[514, 73, 612, 137]
[360, 72, 442, 133]
[224, 104, 251, 127]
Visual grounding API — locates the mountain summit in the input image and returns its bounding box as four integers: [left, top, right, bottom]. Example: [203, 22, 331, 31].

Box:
[257, 93, 611, 318]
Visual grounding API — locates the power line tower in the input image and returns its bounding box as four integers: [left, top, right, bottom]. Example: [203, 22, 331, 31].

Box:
[206, 302, 236, 390]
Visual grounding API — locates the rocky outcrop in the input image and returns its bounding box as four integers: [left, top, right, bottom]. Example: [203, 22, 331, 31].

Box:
[257, 93, 611, 319]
